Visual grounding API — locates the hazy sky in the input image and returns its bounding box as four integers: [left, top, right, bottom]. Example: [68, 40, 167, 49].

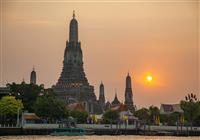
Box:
[0, 0, 199, 108]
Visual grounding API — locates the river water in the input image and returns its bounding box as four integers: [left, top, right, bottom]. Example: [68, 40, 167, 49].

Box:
[0, 136, 199, 140]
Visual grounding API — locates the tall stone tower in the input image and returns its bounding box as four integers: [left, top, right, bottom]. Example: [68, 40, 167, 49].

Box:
[98, 82, 105, 109]
[124, 73, 135, 113]
[30, 67, 36, 84]
[54, 11, 102, 114]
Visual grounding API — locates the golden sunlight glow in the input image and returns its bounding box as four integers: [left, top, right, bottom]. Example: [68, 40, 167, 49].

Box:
[146, 75, 153, 83]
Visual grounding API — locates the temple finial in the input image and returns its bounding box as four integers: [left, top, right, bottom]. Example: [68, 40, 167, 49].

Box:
[33, 65, 35, 71]
[73, 10, 75, 19]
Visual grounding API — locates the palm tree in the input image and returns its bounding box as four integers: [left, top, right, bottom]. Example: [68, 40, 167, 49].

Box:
[180, 93, 200, 131]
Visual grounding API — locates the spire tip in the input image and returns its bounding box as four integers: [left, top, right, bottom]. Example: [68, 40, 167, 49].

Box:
[73, 10, 75, 18]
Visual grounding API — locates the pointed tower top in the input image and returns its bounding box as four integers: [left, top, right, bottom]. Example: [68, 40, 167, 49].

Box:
[114, 89, 118, 100]
[22, 78, 25, 82]
[115, 88, 117, 94]
[112, 90, 120, 105]
[115, 92, 117, 98]
[32, 65, 35, 71]
[73, 10, 75, 19]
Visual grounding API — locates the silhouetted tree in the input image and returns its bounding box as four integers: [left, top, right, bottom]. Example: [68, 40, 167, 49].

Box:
[7, 82, 44, 112]
[103, 110, 120, 124]
[149, 105, 160, 125]
[33, 89, 69, 122]
[180, 93, 200, 130]
[70, 110, 88, 124]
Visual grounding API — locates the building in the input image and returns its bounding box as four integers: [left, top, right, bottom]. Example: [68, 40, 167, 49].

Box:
[111, 93, 121, 107]
[160, 104, 184, 115]
[98, 82, 106, 110]
[105, 101, 111, 110]
[67, 103, 85, 112]
[30, 67, 36, 84]
[124, 73, 135, 113]
[0, 87, 10, 99]
[54, 11, 102, 114]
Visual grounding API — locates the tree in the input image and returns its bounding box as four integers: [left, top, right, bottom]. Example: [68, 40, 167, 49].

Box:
[70, 110, 88, 124]
[0, 96, 23, 124]
[7, 82, 44, 112]
[103, 110, 119, 124]
[180, 93, 200, 129]
[149, 106, 160, 125]
[33, 89, 69, 122]
[134, 108, 150, 123]
[160, 112, 180, 126]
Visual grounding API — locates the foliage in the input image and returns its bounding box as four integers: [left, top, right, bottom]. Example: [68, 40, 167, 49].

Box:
[149, 105, 160, 124]
[0, 96, 23, 116]
[180, 93, 200, 127]
[134, 108, 150, 123]
[33, 89, 69, 122]
[103, 110, 119, 124]
[160, 112, 180, 126]
[7, 82, 44, 112]
[70, 110, 88, 124]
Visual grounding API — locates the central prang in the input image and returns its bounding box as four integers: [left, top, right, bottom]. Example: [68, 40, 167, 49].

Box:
[53, 11, 102, 114]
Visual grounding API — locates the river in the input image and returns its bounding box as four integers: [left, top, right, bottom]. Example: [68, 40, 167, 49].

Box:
[0, 136, 199, 140]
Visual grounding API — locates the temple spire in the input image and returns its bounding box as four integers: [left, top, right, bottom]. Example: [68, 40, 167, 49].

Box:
[124, 73, 134, 113]
[73, 10, 75, 19]
[99, 81, 105, 108]
[69, 10, 78, 42]
[30, 67, 36, 84]
[33, 65, 35, 71]
[111, 89, 120, 106]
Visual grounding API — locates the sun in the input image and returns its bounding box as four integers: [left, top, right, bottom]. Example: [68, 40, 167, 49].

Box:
[146, 75, 153, 82]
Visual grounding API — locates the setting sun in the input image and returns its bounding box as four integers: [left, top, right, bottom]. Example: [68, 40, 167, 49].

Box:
[146, 75, 153, 82]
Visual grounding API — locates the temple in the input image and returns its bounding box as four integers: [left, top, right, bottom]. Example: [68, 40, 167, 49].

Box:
[54, 11, 102, 114]
[30, 67, 36, 84]
[124, 73, 135, 113]
[98, 82, 106, 110]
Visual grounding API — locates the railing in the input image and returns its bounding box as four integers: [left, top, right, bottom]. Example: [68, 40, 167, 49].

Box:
[22, 123, 59, 129]
[0, 124, 21, 128]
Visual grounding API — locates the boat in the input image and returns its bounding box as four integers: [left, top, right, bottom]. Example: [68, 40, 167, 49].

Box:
[51, 127, 86, 136]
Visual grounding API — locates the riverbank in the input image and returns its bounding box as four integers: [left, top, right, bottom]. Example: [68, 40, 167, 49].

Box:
[1, 135, 200, 140]
[0, 124, 200, 136]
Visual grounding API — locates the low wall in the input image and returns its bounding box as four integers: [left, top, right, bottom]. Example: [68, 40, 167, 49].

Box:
[23, 124, 59, 129]
[77, 124, 136, 129]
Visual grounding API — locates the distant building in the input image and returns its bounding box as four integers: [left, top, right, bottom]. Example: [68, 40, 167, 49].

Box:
[110, 103, 127, 112]
[53, 11, 102, 114]
[160, 104, 184, 115]
[0, 87, 10, 98]
[30, 67, 36, 84]
[105, 101, 111, 110]
[111, 93, 121, 107]
[124, 73, 135, 113]
[98, 82, 105, 110]
[67, 102, 85, 112]
[22, 113, 41, 124]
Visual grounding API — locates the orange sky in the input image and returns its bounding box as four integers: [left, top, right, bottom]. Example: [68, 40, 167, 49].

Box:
[0, 0, 199, 108]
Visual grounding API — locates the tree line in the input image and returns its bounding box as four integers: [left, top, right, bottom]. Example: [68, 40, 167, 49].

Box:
[0, 82, 199, 127]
